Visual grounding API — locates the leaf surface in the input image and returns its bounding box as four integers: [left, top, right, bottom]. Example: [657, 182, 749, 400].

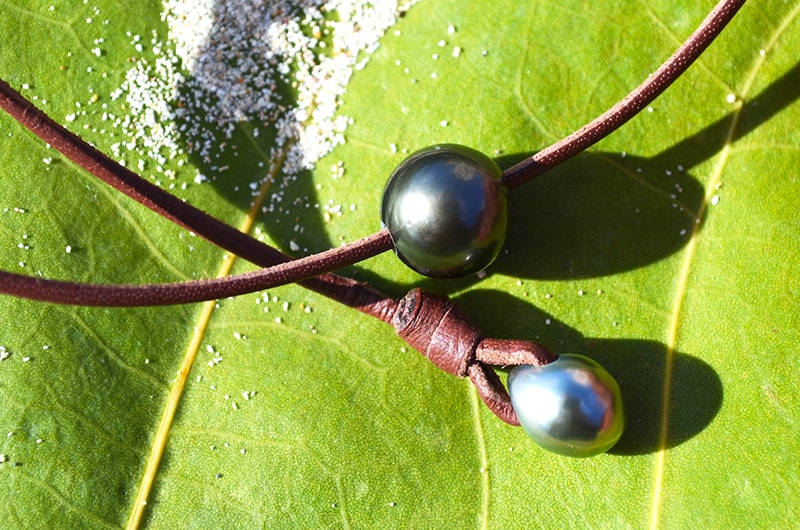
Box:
[0, 0, 798, 528]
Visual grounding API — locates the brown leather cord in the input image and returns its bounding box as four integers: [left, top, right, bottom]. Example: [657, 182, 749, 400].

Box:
[393, 289, 481, 378]
[0, 0, 747, 424]
[468, 364, 519, 425]
[0, 230, 392, 306]
[476, 339, 557, 367]
[0, 77, 398, 321]
[0, 0, 746, 307]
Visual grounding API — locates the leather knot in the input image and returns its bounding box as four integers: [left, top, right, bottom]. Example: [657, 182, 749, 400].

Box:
[392, 288, 556, 426]
[392, 288, 481, 378]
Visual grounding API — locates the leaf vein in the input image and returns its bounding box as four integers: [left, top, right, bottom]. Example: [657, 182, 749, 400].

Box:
[12, 470, 119, 529]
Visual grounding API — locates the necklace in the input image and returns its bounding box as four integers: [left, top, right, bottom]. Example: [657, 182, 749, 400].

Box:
[4, 0, 792, 524]
[0, 0, 744, 450]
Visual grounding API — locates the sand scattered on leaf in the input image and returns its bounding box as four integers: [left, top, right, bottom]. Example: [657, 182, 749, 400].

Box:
[101, 0, 418, 192]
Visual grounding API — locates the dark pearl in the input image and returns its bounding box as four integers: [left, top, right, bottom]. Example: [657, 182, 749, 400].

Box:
[508, 354, 624, 457]
[381, 144, 508, 278]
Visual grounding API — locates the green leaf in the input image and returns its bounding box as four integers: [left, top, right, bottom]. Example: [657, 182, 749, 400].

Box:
[1, 0, 798, 528]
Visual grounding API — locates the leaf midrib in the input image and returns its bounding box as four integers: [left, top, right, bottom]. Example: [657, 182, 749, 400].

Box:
[124, 131, 290, 528]
[647, 4, 800, 527]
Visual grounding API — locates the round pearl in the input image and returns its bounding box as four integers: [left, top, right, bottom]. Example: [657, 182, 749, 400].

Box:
[381, 144, 508, 278]
[508, 354, 624, 457]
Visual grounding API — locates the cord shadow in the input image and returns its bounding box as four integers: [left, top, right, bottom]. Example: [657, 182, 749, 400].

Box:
[455, 290, 723, 455]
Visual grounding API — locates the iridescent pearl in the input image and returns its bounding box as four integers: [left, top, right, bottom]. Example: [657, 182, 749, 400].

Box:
[508, 354, 624, 457]
[381, 144, 508, 278]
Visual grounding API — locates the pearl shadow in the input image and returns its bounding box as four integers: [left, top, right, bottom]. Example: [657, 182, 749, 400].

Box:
[496, 150, 706, 280]
[494, 58, 800, 280]
[456, 290, 723, 455]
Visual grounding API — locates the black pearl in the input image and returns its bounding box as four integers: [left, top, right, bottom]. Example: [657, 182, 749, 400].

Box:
[381, 144, 508, 278]
[508, 354, 625, 457]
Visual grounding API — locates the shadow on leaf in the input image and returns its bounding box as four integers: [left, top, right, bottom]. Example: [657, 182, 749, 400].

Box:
[351, 56, 800, 292]
[590, 339, 722, 456]
[171, 1, 336, 258]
